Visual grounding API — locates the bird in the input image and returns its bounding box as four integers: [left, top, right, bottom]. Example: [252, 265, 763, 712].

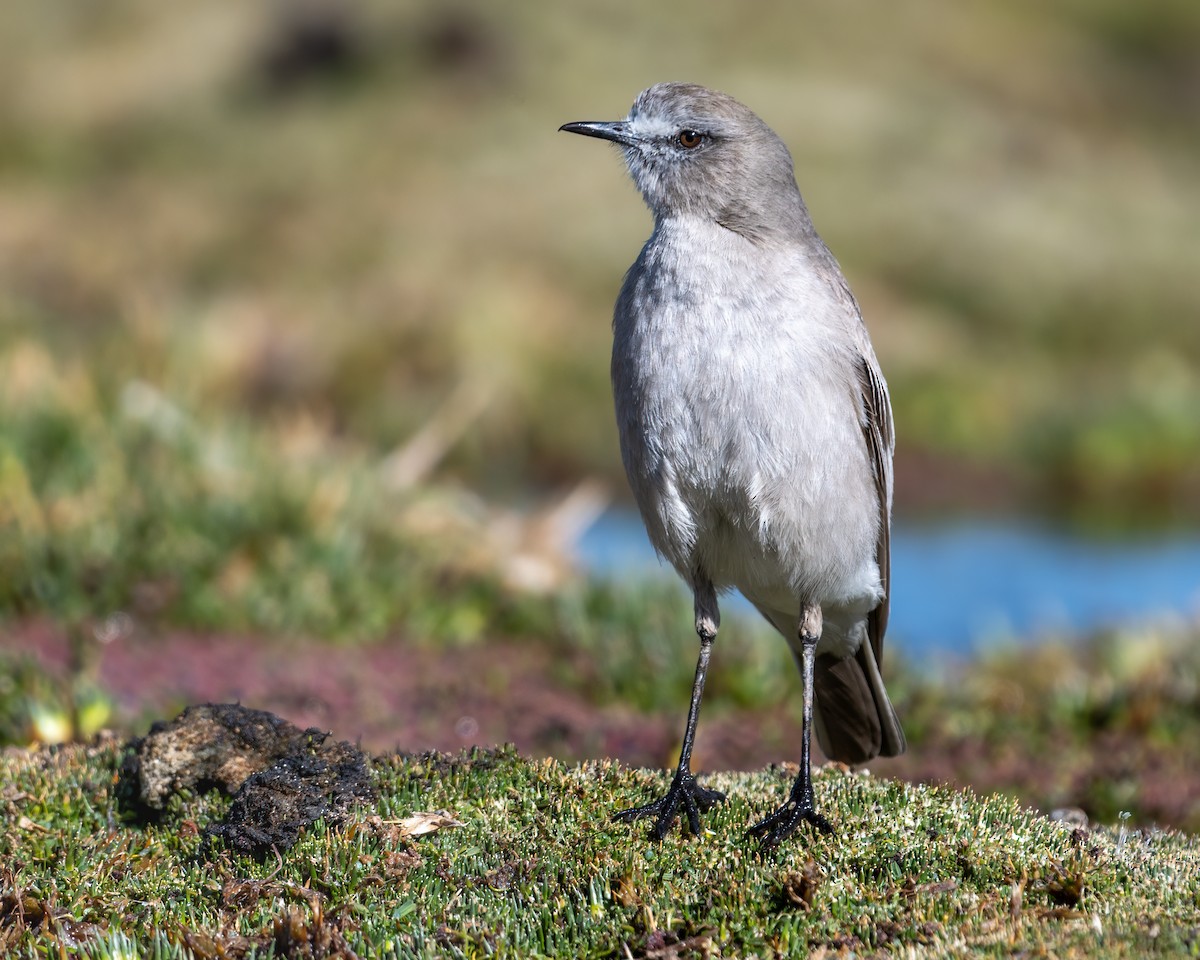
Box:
[559, 82, 905, 849]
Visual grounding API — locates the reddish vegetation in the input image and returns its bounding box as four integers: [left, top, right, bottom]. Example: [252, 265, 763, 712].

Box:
[3, 621, 806, 771]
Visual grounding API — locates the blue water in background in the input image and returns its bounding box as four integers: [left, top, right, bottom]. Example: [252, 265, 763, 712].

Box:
[575, 509, 1200, 655]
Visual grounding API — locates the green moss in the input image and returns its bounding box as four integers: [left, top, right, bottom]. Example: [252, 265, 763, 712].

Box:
[1, 741, 1197, 957]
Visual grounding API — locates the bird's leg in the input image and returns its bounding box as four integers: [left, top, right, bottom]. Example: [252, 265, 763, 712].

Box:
[614, 580, 726, 839]
[748, 601, 833, 850]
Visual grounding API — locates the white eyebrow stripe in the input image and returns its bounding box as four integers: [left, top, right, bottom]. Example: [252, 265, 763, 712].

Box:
[627, 115, 681, 139]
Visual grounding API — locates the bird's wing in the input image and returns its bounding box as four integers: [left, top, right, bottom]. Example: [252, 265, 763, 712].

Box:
[853, 315, 906, 758]
[820, 267, 895, 651]
[856, 343, 894, 653]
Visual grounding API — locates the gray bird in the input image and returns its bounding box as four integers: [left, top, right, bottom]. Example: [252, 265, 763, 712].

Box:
[560, 83, 906, 848]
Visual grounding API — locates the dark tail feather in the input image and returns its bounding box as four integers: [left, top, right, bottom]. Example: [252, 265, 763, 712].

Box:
[751, 600, 906, 765]
[812, 642, 906, 764]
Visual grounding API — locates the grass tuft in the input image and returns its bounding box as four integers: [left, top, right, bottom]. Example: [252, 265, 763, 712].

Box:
[2, 740, 1199, 957]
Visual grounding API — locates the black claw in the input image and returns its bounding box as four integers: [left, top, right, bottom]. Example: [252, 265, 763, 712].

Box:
[746, 795, 833, 851]
[615, 771, 726, 840]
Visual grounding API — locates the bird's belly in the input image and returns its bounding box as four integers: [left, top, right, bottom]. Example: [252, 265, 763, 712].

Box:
[625, 390, 882, 612]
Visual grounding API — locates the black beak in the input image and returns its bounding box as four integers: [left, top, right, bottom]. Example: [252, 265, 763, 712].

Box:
[558, 121, 637, 147]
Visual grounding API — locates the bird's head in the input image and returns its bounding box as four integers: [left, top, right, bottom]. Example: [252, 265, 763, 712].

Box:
[560, 82, 810, 243]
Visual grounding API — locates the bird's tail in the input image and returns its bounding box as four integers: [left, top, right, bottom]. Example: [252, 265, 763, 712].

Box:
[811, 640, 906, 764]
[754, 601, 906, 764]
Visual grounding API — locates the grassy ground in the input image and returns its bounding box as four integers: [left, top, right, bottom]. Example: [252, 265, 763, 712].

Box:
[3, 739, 1199, 958]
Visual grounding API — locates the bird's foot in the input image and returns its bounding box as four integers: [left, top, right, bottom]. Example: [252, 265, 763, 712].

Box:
[746, 788, 833, 851]
[615, 769, 726, 840]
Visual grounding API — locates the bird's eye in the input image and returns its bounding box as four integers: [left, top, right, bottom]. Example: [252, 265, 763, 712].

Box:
[677, 130, 704, 149]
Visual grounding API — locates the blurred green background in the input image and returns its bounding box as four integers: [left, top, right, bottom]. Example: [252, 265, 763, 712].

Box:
[3, 0, 1198, 519]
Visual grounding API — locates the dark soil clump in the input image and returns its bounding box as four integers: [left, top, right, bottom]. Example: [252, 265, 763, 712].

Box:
[119, 703, 376, 858]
